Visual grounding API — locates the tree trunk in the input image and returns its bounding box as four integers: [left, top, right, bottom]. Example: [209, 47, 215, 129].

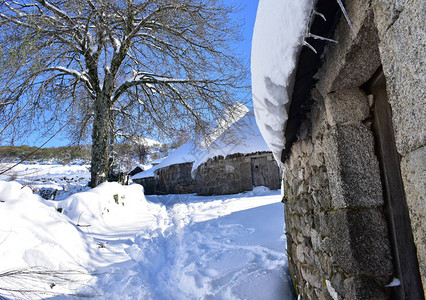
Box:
[90, 93, 111, 187]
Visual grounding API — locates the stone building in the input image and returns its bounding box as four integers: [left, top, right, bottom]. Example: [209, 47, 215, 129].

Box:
[194, 151, 280, 195]
[132, 172, 158, 194]
[270, 0, 425, 299]
[132, 142, 197, 195]
[134, 112, 281, 196]
[193, 113, 281, 195]
[155, 162, 195, 194]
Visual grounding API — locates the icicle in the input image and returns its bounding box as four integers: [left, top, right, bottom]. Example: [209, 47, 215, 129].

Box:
[336, 0, 356, 35]
[385, 278, 401, 287]
[313, 10, 326, 22]
[303, 41, 317, 54]
[308, 33, 338, 43]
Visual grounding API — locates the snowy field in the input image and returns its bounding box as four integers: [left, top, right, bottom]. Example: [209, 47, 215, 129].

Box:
[0, 162, 91, 200]
[0, 163, 294, 299]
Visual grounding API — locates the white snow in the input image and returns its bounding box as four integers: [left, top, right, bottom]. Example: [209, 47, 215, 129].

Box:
[149, 157, 165, 165]
[136, 137, 162, 147]
[132, 141, 200, 180]
[251, 0, 315, 164]
[154, 142, 199, 167]
[131, 163, 158, 179]
[326, 279, 339, 300]
[129, 159, 163, 179]
[251, 0, 354, 165]
[0, 163, 90, 199]
[0, 181, 97, 298]
[0, 165, 293, 299]
[192, 111, 272, 173]
[385, 277, 401, 287]
[202, 102, 249, 149]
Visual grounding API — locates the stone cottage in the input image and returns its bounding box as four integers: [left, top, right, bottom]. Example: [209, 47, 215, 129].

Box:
[252, 0, 425, 299]
[133, 112, 281, 196]
[193, 112, 281, 195]
[132, 142, 197, 195]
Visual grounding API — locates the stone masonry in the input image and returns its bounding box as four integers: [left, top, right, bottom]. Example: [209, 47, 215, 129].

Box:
[195, 152, 280, 196]
[133, 162, 195, 195]
[133, 176, 157, 195]
[156, 162, 195, 194]
[372, 0, 426, 290]
[283, 91, 394, 299]
[282, 0, 425, 298]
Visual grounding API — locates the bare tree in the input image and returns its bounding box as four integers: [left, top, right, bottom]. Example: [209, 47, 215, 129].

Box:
[0, 0, 248, 187]
[133, 143, 149, 164]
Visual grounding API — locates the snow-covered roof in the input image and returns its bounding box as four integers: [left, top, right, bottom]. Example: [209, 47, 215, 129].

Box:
[134, 104, 274, 180]
[154, 141, 199, 169]
[132, 164, 158, 180]
[202, 102, 249, 149]
[128, 165, 144, 176]
[251, 0, 314, 165]
[192, 112, 271, 172]
[251, 1, 353, 165]
[132, 142, 200, 180]
[150, 157, 165, 166]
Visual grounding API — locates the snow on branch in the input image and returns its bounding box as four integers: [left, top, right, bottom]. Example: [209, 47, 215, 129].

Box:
[41, 67, 95, 97]
[36, 0, 75, 26]
[112, 73, 216, 103]
[44, 67, 90, 84]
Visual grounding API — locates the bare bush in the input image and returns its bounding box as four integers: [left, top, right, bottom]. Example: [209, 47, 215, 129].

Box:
[0, 267, 99, 299]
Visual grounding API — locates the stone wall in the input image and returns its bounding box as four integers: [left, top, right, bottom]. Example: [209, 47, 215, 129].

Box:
[372, 0, 426, 290]
[135, 153, 281, 196]
[283, 0, 425, 298]
[156, 162, 195, 194]
[133, 176, 157, 195]
[283, 92, 394, 299]
[133, 162, 195, 195]
[194, 152, 280, 196]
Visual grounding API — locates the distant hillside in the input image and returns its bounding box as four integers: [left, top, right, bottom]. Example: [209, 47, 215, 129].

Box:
[0, 145, 91, 164]
[0, 137, 174, 170]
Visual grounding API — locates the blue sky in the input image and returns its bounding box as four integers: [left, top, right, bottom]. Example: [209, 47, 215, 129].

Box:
[235, 0, 260, 60]
[25, 0, 260, 148]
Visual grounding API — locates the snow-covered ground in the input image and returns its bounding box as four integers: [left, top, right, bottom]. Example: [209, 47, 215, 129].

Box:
[0, 163, 293, 299]
[0, 162, 91, 200]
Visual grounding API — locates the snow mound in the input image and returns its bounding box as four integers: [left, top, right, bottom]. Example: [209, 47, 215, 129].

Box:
[251, 0, 314, 164]
[0, 166, 292, 299]
[0, 180, 97, 298]
[54, 182, 161, 234]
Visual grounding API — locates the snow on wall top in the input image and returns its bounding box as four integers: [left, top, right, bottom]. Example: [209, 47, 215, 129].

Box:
[132, 141, 200, 179]
[251, 0, 314, 165]
[191, 112, 271, 173]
